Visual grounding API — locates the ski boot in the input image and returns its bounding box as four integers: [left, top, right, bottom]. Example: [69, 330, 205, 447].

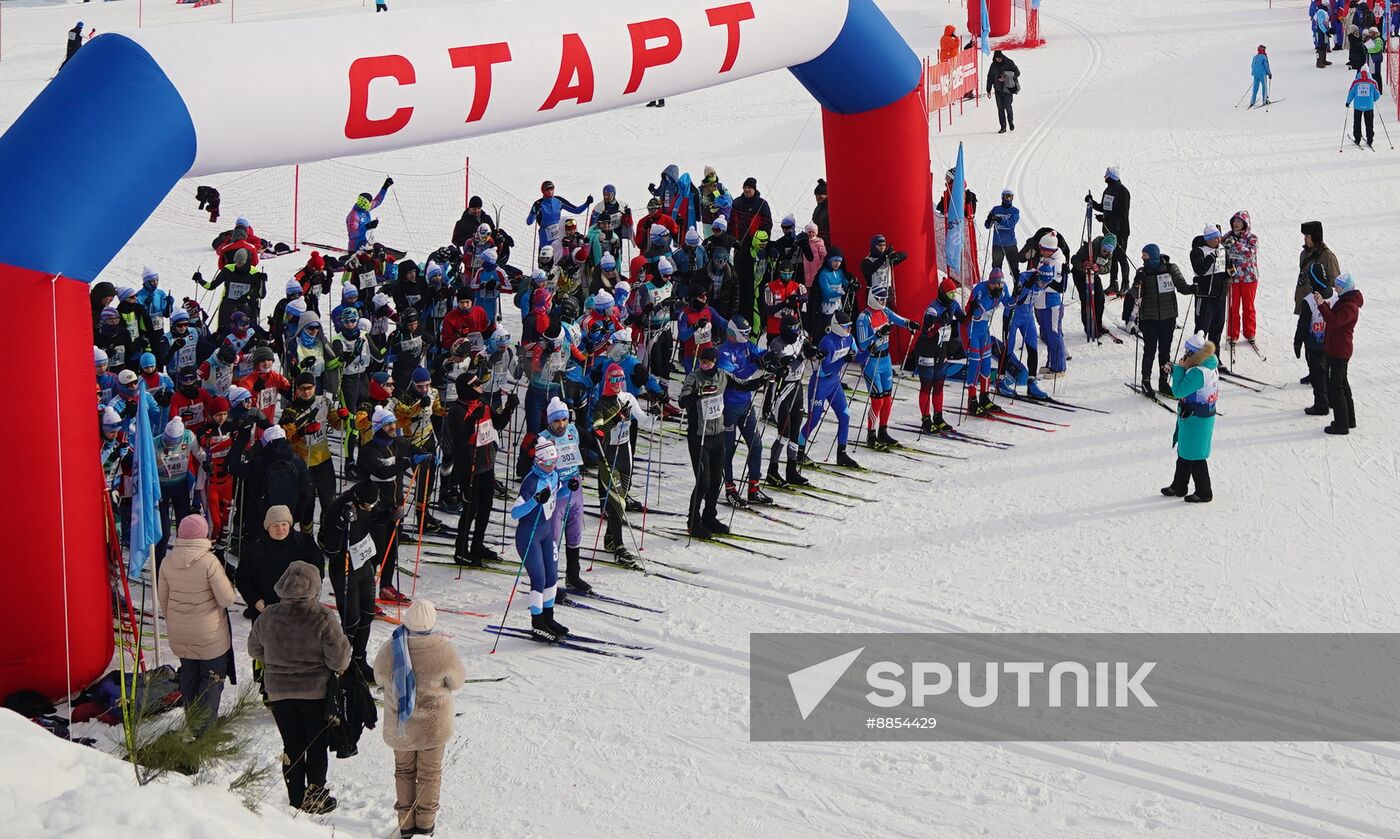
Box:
[379, 583, 410, 604]
[564, 546, 592, 594]
[607, 542, 640, 568]
[766, 463, 787, 488]
[1025, 378, 1050, 400]
[437, 487, 463, 514]
[625, 497, 646, 513]
[996, 376, 1017, 399]
[928, 412, 952, 434]
[688, 518, 712, 540]
[785, 460, 811, 486]
[301, 784, 339, 815]
[796, 447, 815, 468]
[1140, 376, 1154, 397]
[469, 544, 501, 563]
[530, 611, 562, 643]
[1158, 372, 1171, 395]
[542, 605, 570, 637]
[724, 482, 747, 507]
[493, 479, 510, 500]
[454, 552, 484, 569]
[746, 479, 774, 506]
[419, 514, 447, 535]
[701, 516, 731, 536]
[661, 400, 683, 420]
[1106, 281, 1120, 297]
[866, 428, 884, 451]
[836, 445, 860, 469]
[877, 426, 899, 448]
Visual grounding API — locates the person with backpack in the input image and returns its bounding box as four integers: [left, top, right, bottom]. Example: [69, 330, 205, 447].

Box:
[373, 599, 465, 839]
[985, 50, 1021, 133]
[247, 561, 352, 814]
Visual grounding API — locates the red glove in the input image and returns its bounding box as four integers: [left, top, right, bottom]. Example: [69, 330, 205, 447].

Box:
[336, 407, 350, 419]
[303, 421, 322, 435]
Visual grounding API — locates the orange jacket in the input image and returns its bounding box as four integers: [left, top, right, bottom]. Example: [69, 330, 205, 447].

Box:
[938, 25, 961, 62]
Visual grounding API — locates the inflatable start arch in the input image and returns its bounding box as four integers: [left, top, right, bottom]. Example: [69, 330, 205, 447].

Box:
[0, 0, 934, 697]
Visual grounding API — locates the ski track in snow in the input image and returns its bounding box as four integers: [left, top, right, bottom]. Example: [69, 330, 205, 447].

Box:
[6, 0, 1400, 836]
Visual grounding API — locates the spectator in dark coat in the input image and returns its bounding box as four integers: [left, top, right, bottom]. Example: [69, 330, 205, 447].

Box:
[1316, 273, 1363, 435]
[985, 50, 1021, 133]
[237, 504, 323, 620]
[450, 197, 496, 248]
[812, 179, 830, 242]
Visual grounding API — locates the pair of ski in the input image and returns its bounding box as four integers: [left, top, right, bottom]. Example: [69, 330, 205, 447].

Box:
[1123, 382, 1177, 414]
[805, 458, 936, 485]
[1220, 368, 1284, 391]
[894, 424, 1015, 450]
[949, 405, 1063, 432]
[484, 625, 647, 660]
[1246, 98, 1285, 109]
[656, 526, 807, 561]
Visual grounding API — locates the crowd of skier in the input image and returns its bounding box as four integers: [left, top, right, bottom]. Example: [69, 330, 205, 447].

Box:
[87, 138, 1368, 824]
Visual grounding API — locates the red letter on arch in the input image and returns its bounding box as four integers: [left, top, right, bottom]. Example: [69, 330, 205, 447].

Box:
[345, 55, 416, 140]
[539, 33, 596, 111]
[447, 42, 513, 123]
[707, 2, 756, 74]
[623, 17, 683, 96]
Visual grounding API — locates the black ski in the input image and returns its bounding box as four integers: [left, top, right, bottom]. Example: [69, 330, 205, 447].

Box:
[1124, 382, 1176, 414]
[1216, 372, 1263, 393]
[658, 528, 790, 560]
[488, 625, 652, 651]
[563, 588, 668, 614]
[484, 627, 644, 660]
[554, 595, 641, 622]
[1221, 369, 1282, 390]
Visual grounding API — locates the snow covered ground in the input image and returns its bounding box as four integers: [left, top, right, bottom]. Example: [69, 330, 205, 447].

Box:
[5, 0, 1400, 836]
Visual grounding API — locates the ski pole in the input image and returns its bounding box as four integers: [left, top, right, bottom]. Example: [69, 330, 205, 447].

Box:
[638, 410, 657, 552]
[1378, 110, 1395, 149]
[490, 498, 543, 654]
[1339, 110, 1351, 153]
[1233, 82, 1252, 108]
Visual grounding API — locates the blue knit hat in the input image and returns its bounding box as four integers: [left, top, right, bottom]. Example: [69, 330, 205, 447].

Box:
[1334, 272, 1356, 294]
[1142, 243, 1162, 269]
[138, 352, 156, 370]
[411, 367, 432, 384]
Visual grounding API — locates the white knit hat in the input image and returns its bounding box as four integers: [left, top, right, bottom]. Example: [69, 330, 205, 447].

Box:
[262, 425, 286, 444]
[402, 598, 437, 632]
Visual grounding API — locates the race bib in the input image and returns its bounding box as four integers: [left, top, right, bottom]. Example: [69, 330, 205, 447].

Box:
[609, 419, 631, 446]
[545, 222, 561, 242]
[476, 417, 499, 448]
[227, 281, 251, 300]
[1155, 272, 1174, 294]
[348, 535, 377, 571]
[557, 440, 582, 469]
[701, 394, 723, 421]
[694, 322, 712, 345]
[174, 341, 197, 370]
[179, 403, 205, 426]
[257, 388, 278, 411]
[1102, 195, 1115, 212]
[468, 332, 486, 354]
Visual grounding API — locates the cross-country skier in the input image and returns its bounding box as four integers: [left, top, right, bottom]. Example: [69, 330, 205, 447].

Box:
[679, 345, 770, 538]
[1021, 230, 1071, 378]
[855, 285, 916, 446]
[590, 368, 641, 562]
[347, 178, 392, 253]
[526, 180, 593, 255]
[1347, 68, 1380, 148]
[913, 277, 966, 434]
[1224, 211, 1260, 353]
[1087, 166, 1132, 294]
[963, 268, 1011, 416]
[1188, 225, 1230, 360]
[511, 440, 568, 642]
[984, 190, 1022, 277]
[447, 371, 518, 566]
[1251, 45, 1273, 106]
[536, 398, 591, 580]
[801, 311, 861, 467]
[998, 265, 1050, 400]
[1070, 232, 1116, 342]
[62, 22, 84, 68]
[860, 234, 909, 311]
[764, 314, 819, 486]
[717, 319, 772, 506]
[1130, 244, 1190, 396]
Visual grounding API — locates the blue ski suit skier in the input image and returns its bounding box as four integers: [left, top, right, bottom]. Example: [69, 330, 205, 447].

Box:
[999, 266, 1050, 399]
[525, 179, 593, 252]
[912, 277, 966, 434]
[1251, 45, 1273, 106]
[984, 189, 1022, 277]
[854, 285, 914, 448]
[964, 270, 1011, 415]
[537, 397, 584, 584]
[1313, 3, 1333, 67]
[511, 439, 569, 642]
[136, 267, 174, 335]
[1347, 68, 1380, 147]
[801, 311, 861, 469]
[1026, 231, 1070, 376]
[347, 179, 391, 253]
[717, 318, 772, 505]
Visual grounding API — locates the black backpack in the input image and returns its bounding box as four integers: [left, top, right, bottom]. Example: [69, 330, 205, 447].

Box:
[263, 458, 301, 511]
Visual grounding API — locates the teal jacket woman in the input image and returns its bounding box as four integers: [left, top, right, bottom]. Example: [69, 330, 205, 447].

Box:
[1162, 332, 1218, 502]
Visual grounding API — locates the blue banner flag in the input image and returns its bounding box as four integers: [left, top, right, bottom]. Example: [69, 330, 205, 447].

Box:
[945, 142, 967, 279]
[980, 0, 992, 55]
[127, 381, 163, 580]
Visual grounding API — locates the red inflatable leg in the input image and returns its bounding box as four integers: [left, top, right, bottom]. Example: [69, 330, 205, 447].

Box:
[0, 264, 113, 700]
[822, 87, 935, 362]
